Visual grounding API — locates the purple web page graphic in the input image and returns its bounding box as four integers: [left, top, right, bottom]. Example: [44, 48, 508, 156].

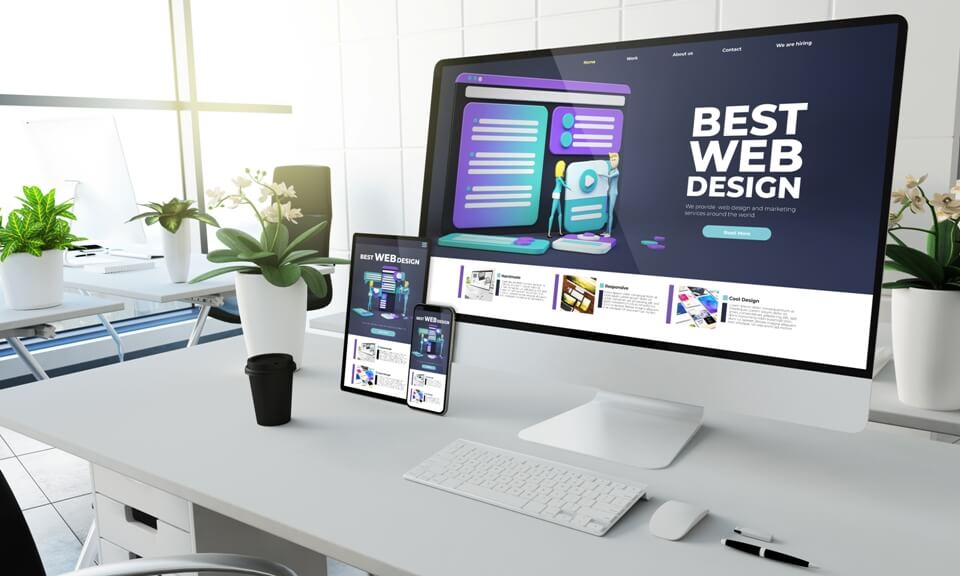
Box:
[550, 107, 623, 155]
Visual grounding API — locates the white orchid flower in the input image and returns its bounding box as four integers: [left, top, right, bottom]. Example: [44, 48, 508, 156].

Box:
[205, 186, 227, 205]
[258, 185, 275, 204]
[280, 202, 303, 224]
[891, 188, 909, 205]
[232, 176, 252, 190]
[906, 188, 925, 213]
[263, 203, 281, 223]
[905, 174, 928, 189]
[276, 182, 297, 199]
[225, 195, 243, 209]
[951, 180, 960, 197]
[932, 193, 960, 221]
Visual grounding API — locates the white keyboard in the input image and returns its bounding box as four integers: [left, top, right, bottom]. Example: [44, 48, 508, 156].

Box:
[403, 439, 647, 536]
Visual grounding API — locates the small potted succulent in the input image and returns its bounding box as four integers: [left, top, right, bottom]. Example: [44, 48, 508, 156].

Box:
[127, 198, 219, 282]
[885, 174, 960, 409]
[0, 186, 84, 310]
[191, 169, 347, 367]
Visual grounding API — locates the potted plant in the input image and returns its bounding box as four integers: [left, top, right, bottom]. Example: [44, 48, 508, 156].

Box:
[0, 186, 83, 310]
[190, 169, 346, 367]
[885, 174, 960, 409]
[127, 198, 219, 283]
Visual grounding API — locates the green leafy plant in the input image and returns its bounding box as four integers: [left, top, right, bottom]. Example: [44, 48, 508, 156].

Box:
[127, 197, 219, 234]
[0, 186, 84, 261]
[884, 174, 960, 290]
[189, 169, 347, 297]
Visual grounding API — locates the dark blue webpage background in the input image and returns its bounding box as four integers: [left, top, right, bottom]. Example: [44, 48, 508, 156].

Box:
[347, 238, 429, 346]
[422, 23, 900, 294]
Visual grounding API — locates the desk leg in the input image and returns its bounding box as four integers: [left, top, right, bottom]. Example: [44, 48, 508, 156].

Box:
[97, 314, 124, 362]
[7, 337, 49, 381]
[187, 305, 211, 347]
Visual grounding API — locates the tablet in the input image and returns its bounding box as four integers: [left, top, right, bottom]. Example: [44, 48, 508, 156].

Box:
[340, 234, 432, 402]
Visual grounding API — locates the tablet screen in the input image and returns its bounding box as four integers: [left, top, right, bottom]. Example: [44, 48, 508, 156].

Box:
[340, 234, 431, 401]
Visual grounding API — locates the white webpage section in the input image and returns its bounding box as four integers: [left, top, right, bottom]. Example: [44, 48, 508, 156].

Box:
[407, 369, 447, 412]
[343, 333, 411, 399]
[427, 256, 872, 370]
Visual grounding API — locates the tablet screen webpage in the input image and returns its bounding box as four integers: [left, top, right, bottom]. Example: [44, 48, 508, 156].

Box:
[341, 235, 431, 400]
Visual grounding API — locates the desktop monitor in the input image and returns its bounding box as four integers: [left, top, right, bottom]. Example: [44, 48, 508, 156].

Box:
[419, 16, 907, 468]
[26, 116, 146, 246]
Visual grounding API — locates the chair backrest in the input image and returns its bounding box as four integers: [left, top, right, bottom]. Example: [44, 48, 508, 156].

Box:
[272, 166, 332, 258]
[0, 469, 46, 575]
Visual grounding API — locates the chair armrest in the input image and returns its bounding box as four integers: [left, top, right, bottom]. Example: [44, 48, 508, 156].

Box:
[64, 553, 297, 576]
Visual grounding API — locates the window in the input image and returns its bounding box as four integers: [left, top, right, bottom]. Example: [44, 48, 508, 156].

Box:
[0, 0, 292, 328]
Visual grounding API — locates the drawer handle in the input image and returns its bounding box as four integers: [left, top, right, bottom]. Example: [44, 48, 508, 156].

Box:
[124, 505, 158, 530]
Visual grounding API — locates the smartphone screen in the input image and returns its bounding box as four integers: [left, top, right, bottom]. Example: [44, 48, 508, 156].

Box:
[407, 305, 455, 414]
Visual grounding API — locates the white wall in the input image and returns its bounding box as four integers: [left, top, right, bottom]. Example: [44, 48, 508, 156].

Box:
[296, 0, 960, 253]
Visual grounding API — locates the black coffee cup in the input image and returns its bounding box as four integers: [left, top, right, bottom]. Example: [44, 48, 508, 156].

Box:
[245, 353, 296, 426]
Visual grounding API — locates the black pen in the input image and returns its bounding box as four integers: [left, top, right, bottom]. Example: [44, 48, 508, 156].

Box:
[722, 538, 819, 569]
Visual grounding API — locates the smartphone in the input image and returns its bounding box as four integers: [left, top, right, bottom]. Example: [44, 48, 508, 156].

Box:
[406, 304, 455, 415]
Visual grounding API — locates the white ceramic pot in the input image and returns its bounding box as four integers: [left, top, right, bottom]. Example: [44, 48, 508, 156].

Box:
[892, 287, 960, 410]
[234, 272, 308, 367]
[0, 249, 65, 310]
[161, 225, 192, 283]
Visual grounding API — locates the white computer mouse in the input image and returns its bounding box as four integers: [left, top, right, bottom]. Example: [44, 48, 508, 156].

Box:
[649, 500, 709, 541]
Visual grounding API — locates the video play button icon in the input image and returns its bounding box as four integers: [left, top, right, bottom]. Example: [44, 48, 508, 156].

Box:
[580, 169, 599, 193]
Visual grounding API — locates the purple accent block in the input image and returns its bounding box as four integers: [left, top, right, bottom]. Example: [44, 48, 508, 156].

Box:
[647, 244, 666, 250]
[552, 274, 560, 310]
[598, 290, 604, 309]
[455, 73, 631, 95]
[666, 285, 674, 324]
[453, 101, 547, 229]
[352, 339, 357, 358]
[514, 236, 536, 246]
[550, 106, 623, 155]
[654, 235, 666, 241]
[457, 265, 464, 298]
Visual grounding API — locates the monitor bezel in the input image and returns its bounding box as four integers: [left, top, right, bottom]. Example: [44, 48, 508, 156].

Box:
[419, 15, 908, 380]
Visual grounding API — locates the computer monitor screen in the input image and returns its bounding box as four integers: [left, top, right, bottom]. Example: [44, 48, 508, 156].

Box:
[421, 17, 905, 378]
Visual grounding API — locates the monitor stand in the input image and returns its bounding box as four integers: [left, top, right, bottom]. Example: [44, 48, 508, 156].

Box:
[518, 392, 703, 469]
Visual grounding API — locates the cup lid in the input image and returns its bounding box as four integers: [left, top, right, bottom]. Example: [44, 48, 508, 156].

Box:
[245, 353, 297, 373]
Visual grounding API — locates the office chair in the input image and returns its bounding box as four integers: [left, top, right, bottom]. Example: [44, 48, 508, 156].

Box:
[209, 165, 334, 324]
[1, 470, 296, 576]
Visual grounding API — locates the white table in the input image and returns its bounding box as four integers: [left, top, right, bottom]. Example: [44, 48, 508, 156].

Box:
[0, 293, 123, 380]
[0, 333, 957, 575]
[64, 261, 238, 355]
[870, 362, 960, 437]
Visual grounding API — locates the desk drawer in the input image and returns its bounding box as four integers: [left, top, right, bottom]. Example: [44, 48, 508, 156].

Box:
[93, 464, 191, 531]
[100, 537, 196, 576]
[96, 493, 194, 558]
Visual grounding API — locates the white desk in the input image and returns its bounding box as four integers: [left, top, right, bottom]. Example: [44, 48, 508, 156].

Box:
[870, 362, 960, 437]
[0, 293, 123, 380]
[0, 333, 957, 575]
[64, 261, 236, 354]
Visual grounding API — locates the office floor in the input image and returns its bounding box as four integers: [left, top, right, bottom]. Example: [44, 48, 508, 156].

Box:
[0, 425, 365, 576]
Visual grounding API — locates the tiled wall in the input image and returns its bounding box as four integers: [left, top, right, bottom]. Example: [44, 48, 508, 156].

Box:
[298, 0, 960, 254]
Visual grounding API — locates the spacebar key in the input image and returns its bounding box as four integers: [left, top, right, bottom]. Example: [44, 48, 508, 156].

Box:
[458, 483, 529, 508]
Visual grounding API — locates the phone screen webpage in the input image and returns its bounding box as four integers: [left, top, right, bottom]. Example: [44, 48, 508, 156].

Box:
[408, 308, 453, 412]
[342, 237, 430, 399]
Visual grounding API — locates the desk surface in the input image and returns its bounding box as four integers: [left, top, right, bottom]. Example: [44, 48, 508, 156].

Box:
[0, 334, 957, 576]
[63, 260, 236, 303]
[870, 362, 960, 436]
[0, 293, 123, 332]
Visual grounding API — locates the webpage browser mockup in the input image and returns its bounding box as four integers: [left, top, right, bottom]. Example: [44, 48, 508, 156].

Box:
[342, 237, 430, 399]
[421, 23, 901, 372]
[408, 308, 453, 412]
